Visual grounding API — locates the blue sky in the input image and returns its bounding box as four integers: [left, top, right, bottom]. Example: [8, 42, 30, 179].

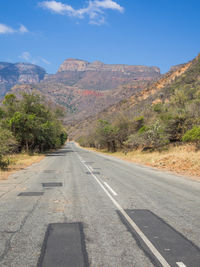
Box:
[0, 0, 200, 74]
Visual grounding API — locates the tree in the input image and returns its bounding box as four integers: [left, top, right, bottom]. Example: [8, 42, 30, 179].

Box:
[0, 127, 17, 169]
[113, 115, 131, 148]
[2, 93, 68, 153]
[95, 120, 119, 152]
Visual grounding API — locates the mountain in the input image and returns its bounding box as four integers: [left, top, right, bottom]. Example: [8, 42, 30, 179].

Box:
[0, 62, 46, 97]
[4, 58, 161, 122]
[44, 58, 161, 91]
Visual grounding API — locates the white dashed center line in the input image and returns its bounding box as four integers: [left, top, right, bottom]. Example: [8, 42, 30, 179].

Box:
[75, 151, 171, 267]
[104, 182, 118, 196]
[176, 262, 187, 267]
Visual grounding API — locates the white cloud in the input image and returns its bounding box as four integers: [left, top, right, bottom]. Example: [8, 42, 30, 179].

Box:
[20, 51, 31, 61]
[19, 51, 51, 66]
[94, 0, 124, 12]
[19, 24, 28, 33]
[0, 24, 15, 34]
[39, 0, 124, 25]
[0, 23, 29, 34]
[40, 57, 51, 65]
[39, 1, 74, 14]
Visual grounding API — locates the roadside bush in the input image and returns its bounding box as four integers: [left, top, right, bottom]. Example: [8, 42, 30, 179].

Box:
[0, 127, 17, 169]
[153, 103, 163, 113]
[125, 121, 169, 151]
[182, 126, 200, 149]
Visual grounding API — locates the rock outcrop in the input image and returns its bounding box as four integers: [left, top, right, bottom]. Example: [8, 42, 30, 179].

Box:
[0, 62, 46, 97]
[58, 58, 160, 75]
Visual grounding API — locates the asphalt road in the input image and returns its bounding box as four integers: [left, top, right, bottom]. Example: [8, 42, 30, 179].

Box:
[0, 142, 199, 267]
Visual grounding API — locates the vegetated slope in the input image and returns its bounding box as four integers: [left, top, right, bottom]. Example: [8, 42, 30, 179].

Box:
[71, 53, 200, 149]
[8, 58, 161, 122]
[0, 62, 46, 97]
[11, 80, 151, 123]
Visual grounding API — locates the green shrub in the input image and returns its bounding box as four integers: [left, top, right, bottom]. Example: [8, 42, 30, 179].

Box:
[153, 103, 163, 113]
[182, 126, 200, 142]
[138, 125, 148, 134]
[0, 155, 9, 169]
[0, 127, 17, 169]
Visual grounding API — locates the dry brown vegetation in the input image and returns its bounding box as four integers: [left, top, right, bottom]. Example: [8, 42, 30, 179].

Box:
[0, 153, 45, 180]
[85, 144, 200, 181]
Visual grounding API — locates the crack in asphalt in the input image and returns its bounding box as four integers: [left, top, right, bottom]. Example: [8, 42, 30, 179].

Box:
[0, 177, 30, 200]
[0, 197, 41, 262]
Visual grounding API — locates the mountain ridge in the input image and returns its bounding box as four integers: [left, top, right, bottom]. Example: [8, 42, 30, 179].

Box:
[0, 62, 46, 97]
[58, 58, 160, 74]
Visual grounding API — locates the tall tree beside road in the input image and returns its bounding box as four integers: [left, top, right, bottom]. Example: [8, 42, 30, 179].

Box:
[0, 92, 67, 169]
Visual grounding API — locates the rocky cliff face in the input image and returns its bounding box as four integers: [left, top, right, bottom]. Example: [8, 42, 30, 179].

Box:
[45, 58, 161, 91]
[0, 62, 46, 97]
[58, 58, 90, 72]
[58, 58, 160, 74]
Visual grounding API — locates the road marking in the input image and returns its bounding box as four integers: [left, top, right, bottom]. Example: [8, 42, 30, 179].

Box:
[75, 151, 171, 267]
[104, 182, 118, 196]
[176, 262, 187, 267]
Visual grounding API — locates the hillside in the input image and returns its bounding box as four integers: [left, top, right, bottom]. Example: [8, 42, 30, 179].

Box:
[11, 80, 150, 123]
[0, 62, 46, 97]
[70, 54, 200, 148]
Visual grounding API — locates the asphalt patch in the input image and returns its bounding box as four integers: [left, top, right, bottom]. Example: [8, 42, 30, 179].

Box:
[37, 223, 89, 267]
[43, 170, 56, 173]
[42, 182, 63, 187]
[86, 172, 100, 175]
[120, 209, 200, 267]
[18, 192, 44, 196]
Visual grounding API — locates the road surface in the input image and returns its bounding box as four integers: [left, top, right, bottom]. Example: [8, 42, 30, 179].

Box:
[0, 142, 199, 267]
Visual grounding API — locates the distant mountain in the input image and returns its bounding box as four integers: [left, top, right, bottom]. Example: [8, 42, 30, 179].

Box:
[2, 58, 161, 122]
[0, 62, 46, 97]
[44, 58, 161, 90]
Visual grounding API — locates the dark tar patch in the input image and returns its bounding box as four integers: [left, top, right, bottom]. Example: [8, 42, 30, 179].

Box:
[42, 182, 63, 187]
[18, 192, 44, 196]
[119, 209, 200, 267]
[37, 223, 89, 267]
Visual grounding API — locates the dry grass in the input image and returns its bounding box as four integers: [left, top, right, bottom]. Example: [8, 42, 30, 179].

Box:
[0, 153, 45, 180]
[85, 144, 200, 181]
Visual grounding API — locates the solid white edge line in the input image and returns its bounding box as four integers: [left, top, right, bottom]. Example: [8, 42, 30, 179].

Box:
[75, 150, 171, 267]
[104, 182, 118, 196]
[176, 262, 187, 267]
